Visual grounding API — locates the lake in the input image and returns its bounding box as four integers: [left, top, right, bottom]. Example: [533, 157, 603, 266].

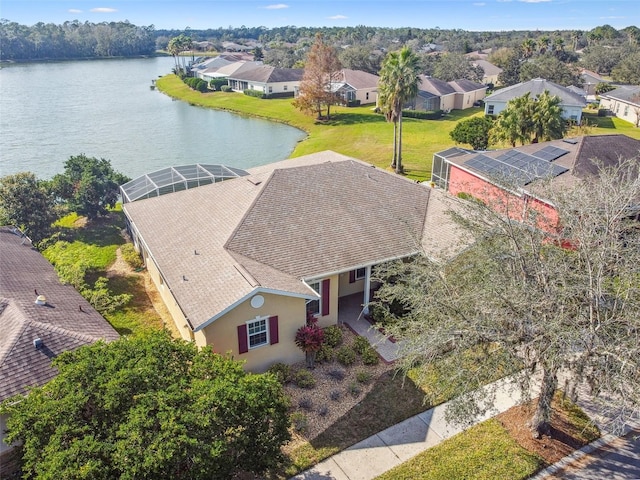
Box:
[0, 57, 307, 180]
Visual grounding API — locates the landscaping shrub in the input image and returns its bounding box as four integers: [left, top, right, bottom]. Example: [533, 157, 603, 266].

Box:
[220, 85, 233, 92]
[298, 396, 314, 411]
[323, 325, 343, 347]
[361, 347, 380, 365]
[336, 346, 356, 367]
[318, 405, 329, 417]
[348, 382, 362, 397]
[315, 344, 335, 363]
[402, 109, 443, 120]
[356, 370, 373, 384]
[208, 78, 228, 91]
[268, 362, 292, 384]
[326, 368, 347, 382]
[294, 369, 316, 389]
[244, 89, 265, 98]
[120, 243, 144, 269]
[352, 335, 370, 355]
[290, 412, 308, 432]
[330, 390, 341, 401]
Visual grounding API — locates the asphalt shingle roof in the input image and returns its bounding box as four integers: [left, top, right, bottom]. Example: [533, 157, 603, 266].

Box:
[229, 65, 303, 83]
[484, 78, 587, 107]
[0, 227, 119, 401]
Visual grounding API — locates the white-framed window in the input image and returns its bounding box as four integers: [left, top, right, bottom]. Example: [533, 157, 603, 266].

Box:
[355, 267, 366, 280]
[284, 85, 288, 91]
[306, 281, 321, 316]
[487, 104, 495, 115]
[366, 92, 369, 100]
[268, 86, 273, 93]
[247, 317, 268, 348]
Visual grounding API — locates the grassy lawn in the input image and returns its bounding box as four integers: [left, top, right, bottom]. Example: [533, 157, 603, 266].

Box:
[156, 75, 486, 182]
[42, 209, 165, 335]
[375, 419, 545, 480]
[156, 75, 640, 182]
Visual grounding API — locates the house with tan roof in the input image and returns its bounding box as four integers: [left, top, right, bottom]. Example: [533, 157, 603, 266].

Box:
[0, 227, 119, 474]
[121, 151, 461, 372]
[227, 65, 303, 98]
[331, 69, 380, 106]
[409, 76, 487, 112]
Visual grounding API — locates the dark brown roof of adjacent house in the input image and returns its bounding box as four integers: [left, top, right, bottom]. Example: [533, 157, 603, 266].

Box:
[418, 75, 457, 96]
[448, 78, 487, 93]
[0, 227, 119, 401]
[572, 135, 640, 178]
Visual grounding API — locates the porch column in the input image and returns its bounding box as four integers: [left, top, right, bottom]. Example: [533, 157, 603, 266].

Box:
[363, 266, 372, 314]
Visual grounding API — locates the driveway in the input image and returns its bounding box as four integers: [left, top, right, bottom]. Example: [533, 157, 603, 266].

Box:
[545, 429, 640, 480]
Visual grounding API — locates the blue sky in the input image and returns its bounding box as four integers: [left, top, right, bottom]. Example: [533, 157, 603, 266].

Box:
[1, 0, 638, 32]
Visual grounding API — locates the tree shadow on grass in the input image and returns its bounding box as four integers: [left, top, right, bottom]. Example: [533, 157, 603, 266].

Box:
[318, 111, 388, 126]
[57, 211, 126, 247]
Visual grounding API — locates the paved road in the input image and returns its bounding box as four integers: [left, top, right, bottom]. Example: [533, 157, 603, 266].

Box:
[546, 429, 640, 480]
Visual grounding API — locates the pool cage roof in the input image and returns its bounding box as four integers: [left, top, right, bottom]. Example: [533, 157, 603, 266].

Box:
[120, 164, 249, 203]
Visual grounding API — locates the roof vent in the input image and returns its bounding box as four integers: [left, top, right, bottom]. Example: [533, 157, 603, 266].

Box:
[33, 338, 43, 349]
[35, 294, 47, 306]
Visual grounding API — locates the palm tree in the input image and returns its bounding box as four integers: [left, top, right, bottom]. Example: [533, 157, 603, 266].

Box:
[531, 91, 565, 143]
[377, 46, 421, 174]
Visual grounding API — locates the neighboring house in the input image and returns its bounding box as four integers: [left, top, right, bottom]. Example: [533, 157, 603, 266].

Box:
[580, 68, 607, 98]
[470, 59, 503, 86]
[121, 151, 460, 372]
[227, 65, 303, 97]
[409, 76, 486, 112]
[331, 69, 380, 106]
[484, 78, 587, 123]
[192, 57, 262, 82]
[567, 85, 588, 101]
[599, 85, 640, 127]
[0, 227, 119, 475]
[431, 134, 640, 230]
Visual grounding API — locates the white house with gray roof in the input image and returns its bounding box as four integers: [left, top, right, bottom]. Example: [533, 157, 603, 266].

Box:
[484, 78, 587, 123]
[122, 151, 463, 372]
[227, 65, 303, 97]
[599, 85, 640, 127]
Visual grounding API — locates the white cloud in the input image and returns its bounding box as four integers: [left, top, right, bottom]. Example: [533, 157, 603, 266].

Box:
[328, 14, 348, 20]
[264, 4, 288, 9]
[68, 9, 82, 13]
[90, 7, 118, 13]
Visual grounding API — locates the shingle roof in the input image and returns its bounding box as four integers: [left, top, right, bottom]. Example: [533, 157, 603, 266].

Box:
[229, 65, 303, 83]
[0, 227, 119, 401]
[337, 69, 379, 89]
[484, 78, 587, 107]
[448, 78, 487, 93]
[572, 135, 640, 178]
[471, 59, 503, 77]
[123, 152, 455, 332]
[418, 76, 457, 96]
[600, 85, 640, 105]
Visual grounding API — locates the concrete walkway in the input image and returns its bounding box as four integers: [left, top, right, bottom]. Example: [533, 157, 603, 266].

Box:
[291, 374, 541, 480]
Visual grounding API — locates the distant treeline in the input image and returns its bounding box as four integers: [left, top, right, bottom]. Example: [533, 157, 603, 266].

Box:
[0, 19, 155, 61]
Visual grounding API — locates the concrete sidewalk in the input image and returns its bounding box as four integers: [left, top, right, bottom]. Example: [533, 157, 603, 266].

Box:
[291, 374, 540, 480]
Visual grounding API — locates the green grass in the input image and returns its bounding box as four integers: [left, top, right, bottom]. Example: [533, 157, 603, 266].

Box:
[156, 75, 487, 182]
[375, 419, 545, 480]
[157, 75, 640, 183]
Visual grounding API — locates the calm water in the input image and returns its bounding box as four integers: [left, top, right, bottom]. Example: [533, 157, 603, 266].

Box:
[0, 57, 306, 180]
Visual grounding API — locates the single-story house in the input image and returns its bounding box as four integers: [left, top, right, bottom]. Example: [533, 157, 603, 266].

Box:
[192, 57, 262, 82]
[484, 78, 587, 123]
[580, 69, 607, 98]
[121, 151, 461, 372]
[0, 227, 119, 475]
[227, 65, 304, 97]
[470, 59, 503, 86]
[330, 69, 380, 105]
[431, 134, 640, 230]
[409, 76, 486, 112]
[599, 85, 640, 127]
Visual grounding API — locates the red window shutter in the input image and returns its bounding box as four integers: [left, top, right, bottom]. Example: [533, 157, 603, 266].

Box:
[349, 270, 355, 283]
[237, 324, 248, 354]
[321, 279, 330, 316]
[269, 316, 279, 345]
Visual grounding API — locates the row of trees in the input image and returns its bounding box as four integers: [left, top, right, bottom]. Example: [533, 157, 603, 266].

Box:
[0, 19, 155, 60]
[0, 155, 128, 244]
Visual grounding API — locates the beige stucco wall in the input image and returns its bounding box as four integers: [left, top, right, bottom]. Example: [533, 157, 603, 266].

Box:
[440, 93, 457, 112]
[201, 292, 306, 372]
[599, 97, 639, 126]
[338, 271, 365, 297]
[355, 87, 378, 105]
[144, 252, 193, 342]
[453, 90, 486, 109]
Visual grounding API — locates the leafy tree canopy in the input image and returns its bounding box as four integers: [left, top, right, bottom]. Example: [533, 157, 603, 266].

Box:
[0, 172, 59, 244]
[51, 154, 130, 220]
[433, 53, 484, 83]
[449, 116, 493, 150]
[519, 54, 582, 86]
[374, 158, 640, 438]
[0, 331, 291, 479]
